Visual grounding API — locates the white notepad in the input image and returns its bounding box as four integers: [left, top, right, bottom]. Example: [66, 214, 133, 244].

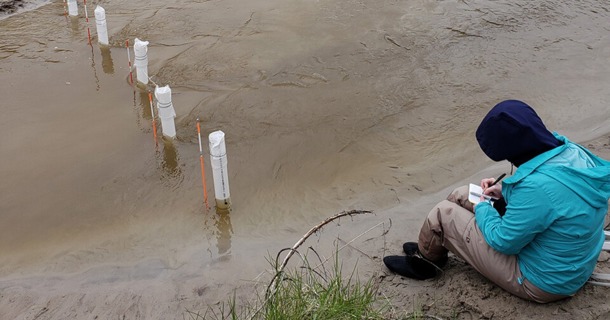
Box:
[468, 183, 499, 205]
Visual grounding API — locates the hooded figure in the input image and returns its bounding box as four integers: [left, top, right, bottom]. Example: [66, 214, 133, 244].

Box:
[474, 100, 610, 295]
[384, 99, 610, 302]
[476, 100, 563, 166]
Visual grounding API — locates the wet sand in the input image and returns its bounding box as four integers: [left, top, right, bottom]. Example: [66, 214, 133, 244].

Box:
[1, 0, 610, 318]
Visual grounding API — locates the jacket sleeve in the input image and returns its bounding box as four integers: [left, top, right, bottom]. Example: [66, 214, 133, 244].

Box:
[474, 181, 553, 255]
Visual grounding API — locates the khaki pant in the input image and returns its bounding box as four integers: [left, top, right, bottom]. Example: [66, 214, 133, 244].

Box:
[417, 185, 570, 303]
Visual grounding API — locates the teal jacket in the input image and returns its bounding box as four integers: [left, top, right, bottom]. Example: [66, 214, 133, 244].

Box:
[475, 134, 610, 295]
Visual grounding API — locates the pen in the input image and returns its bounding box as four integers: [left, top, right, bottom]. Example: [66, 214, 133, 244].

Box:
[470, 191, 498, 201]
[488, 173, 506, 188]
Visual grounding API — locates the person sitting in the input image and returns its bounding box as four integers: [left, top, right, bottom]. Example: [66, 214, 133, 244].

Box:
[383, 99, 610, 303]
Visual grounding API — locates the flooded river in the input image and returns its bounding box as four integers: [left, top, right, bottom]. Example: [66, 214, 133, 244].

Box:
[1, 0, 610, 318]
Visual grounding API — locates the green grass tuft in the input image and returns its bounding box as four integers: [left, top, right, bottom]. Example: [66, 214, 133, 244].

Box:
[194, 250, 388, 320]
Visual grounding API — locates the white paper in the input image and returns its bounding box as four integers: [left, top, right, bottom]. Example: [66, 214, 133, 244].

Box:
[468, 183, 498, 205]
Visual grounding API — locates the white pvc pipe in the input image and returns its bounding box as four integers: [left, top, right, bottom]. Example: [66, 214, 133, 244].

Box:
[209, 130, 231, 209]
[133, 38, 149, 85]
[94, 6, 109, 46]
[67, 0, 78, 16]
[154, 85, 176, 138]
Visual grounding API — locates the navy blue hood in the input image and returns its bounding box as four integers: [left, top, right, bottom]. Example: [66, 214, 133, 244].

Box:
[476, 100, 562, 166]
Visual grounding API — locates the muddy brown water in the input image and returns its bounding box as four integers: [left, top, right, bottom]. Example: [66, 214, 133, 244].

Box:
[1, 0, 610, 316]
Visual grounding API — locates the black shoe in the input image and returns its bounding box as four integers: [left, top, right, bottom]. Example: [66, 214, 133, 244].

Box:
[403, 242, 419, 255]
[402, 242, 448, 268]
[383, 254, 444, 280]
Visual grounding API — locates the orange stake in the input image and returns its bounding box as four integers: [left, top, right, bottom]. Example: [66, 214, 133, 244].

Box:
[83, 0, 91, 45]
[148, 92, 158, 145]
[126, 40, 133, 84]
[196, 118, 210, 211]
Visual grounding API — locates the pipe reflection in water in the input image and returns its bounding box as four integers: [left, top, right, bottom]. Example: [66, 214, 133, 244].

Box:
[129, 89, 146, 129]
[70, 16, 79, 33]
[89, 44, 100, 91]
[139, 90, 152, 121]
[161, 137, 178, 174]
[100, 46, 114, 74]
[160, 136, 180, 177]
[214, 206, 233, 255]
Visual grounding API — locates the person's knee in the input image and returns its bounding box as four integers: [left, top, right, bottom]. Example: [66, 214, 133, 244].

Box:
[447, 185, 469, 203]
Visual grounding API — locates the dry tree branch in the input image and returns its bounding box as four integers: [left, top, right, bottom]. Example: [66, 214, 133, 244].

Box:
[268, 209, 372, 293]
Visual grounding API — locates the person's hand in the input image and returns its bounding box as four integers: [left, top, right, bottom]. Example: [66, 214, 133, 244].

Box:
[480, 177, 503, 199]
[483, 184, 502, 199]
[480, 177, 495, 190]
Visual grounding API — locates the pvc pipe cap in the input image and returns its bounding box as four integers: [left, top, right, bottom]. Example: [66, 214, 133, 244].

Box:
[94, 5, 105, 19]
[155, 85, 172, 104]
[134, 38, 149, 56]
